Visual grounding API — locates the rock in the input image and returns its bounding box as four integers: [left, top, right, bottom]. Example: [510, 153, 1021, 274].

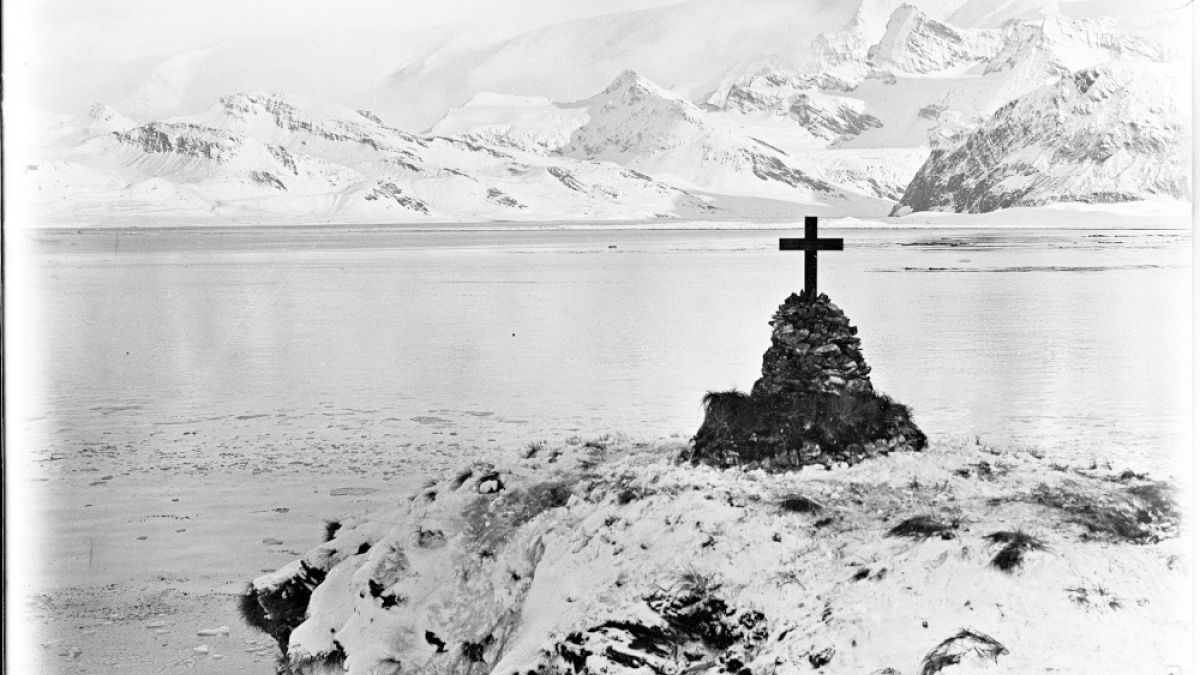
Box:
[812, 344, 841, 357]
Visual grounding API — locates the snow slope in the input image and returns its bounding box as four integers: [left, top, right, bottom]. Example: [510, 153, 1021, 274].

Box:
[242, 438, 1188, 675]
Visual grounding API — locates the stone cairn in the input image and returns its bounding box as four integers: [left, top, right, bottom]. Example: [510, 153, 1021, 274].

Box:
[753, 292, 872, 397]
[686, 292, 926, 471]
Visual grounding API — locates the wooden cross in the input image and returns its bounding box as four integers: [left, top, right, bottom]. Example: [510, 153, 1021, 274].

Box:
[780, 216, 843, 298]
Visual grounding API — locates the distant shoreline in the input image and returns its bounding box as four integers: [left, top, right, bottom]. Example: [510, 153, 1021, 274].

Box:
[18, 205, 1195, 236]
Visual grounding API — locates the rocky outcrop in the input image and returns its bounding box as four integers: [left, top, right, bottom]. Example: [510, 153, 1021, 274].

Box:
[868, 5, 1003, 74]
[688, 293, 924, 471]
[116, 123, 243, 161]
[893, 62, 1191, 214]
[787, 92, 882, 144]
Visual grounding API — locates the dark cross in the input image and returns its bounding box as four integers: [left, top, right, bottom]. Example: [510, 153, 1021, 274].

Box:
[780, 216, 843, 298]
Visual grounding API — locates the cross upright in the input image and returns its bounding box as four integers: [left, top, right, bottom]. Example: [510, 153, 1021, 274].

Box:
[779, 216, 843, 298]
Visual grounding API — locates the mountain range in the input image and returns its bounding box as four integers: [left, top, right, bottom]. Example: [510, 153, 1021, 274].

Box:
[13, 0, 1191, 226]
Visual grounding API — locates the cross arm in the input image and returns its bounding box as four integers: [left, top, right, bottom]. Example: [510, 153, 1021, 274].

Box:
[779, 238, 844, 251]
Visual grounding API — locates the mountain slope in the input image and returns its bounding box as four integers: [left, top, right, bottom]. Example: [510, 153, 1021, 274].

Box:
[21, 92, 724, 225]
[561, 72, 852, 203]
[434, 71, 894, 210]
[868, 5, 1004, 73]
[893, 62, 1190, 214]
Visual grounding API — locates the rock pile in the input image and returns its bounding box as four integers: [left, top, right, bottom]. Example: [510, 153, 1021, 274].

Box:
[753, 292, 873, 397]
[687, 292, 925, 471]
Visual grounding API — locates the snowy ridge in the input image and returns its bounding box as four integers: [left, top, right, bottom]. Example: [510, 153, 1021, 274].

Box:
[868, 5, 1004, 74]
[561, 72, 876, 206]
[21, 91, 724, 225]
[894, 62, 1191, 214]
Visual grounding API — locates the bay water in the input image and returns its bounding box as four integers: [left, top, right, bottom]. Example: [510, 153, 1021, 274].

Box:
[17, 225, 1191, 476]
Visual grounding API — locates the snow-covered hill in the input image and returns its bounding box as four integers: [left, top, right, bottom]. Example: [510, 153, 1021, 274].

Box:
[240, 438, 1187, 675]
[893, 62, 1191, 214]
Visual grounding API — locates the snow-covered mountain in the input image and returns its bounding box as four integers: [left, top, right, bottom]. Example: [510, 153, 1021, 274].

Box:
[22, 92, 724, 225]
[893, 62, 1191, 214]
[13, 0, 1191, 225]
[868, 5, 1004, 74]
[433, 71, 903, 209]
[559, 72, 879, 207]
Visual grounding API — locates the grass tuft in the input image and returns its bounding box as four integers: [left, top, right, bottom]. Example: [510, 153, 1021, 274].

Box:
[322, 520, 341, 543]
[278, 644, 347, 675]
[1067, 585, 1123, 610]
[886, 515, 955, 539]
[236, 583, 268, 631]
[1030, 480, 1179, 544]
[690, 387, 925, 471]
[984, 529, 1047, 573]
[919, 628, 1007, 675]
[779, 495, 823, 513]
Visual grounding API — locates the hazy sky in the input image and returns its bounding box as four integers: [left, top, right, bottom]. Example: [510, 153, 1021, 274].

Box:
[7, 0, 689, 63]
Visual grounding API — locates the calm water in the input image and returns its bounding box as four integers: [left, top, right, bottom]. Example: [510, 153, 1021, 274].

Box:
[16, 225, 1192, 474]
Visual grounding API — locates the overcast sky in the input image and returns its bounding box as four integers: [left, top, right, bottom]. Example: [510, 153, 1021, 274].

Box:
[6, 0, 689, 63]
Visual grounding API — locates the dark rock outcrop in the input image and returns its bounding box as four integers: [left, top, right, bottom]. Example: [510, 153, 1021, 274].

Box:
[687, 292, 924, 470]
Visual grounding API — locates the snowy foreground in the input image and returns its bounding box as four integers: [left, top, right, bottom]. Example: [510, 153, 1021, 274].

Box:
[245, 439, 1188, 675]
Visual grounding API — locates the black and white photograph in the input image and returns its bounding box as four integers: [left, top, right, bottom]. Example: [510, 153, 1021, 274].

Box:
[3, 0, 1194, 673]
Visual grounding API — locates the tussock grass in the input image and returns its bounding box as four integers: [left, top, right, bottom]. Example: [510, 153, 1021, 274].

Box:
[1067, 585, 1123, 610]
[689, 388, 925, 470]
[984, 530, 1048, 572]
[278, 645, 347, 675]
[779, 495, 823, 513]
[236, 583, 267, 631]
[886, 515, 955, 540]
[322, 520, 341, 543]
[237, 561, 329, 654]
[919, 629, 1007, 675]
[523, 441, 547, 459]
[1030, 480, 1179, 544]
[450, 467, 474, 490]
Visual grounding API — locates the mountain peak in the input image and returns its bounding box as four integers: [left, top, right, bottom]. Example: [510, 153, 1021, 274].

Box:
[602, 70, 671, 98]
[869, 5, 1003, 74]
[80, 103, 136, 133]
